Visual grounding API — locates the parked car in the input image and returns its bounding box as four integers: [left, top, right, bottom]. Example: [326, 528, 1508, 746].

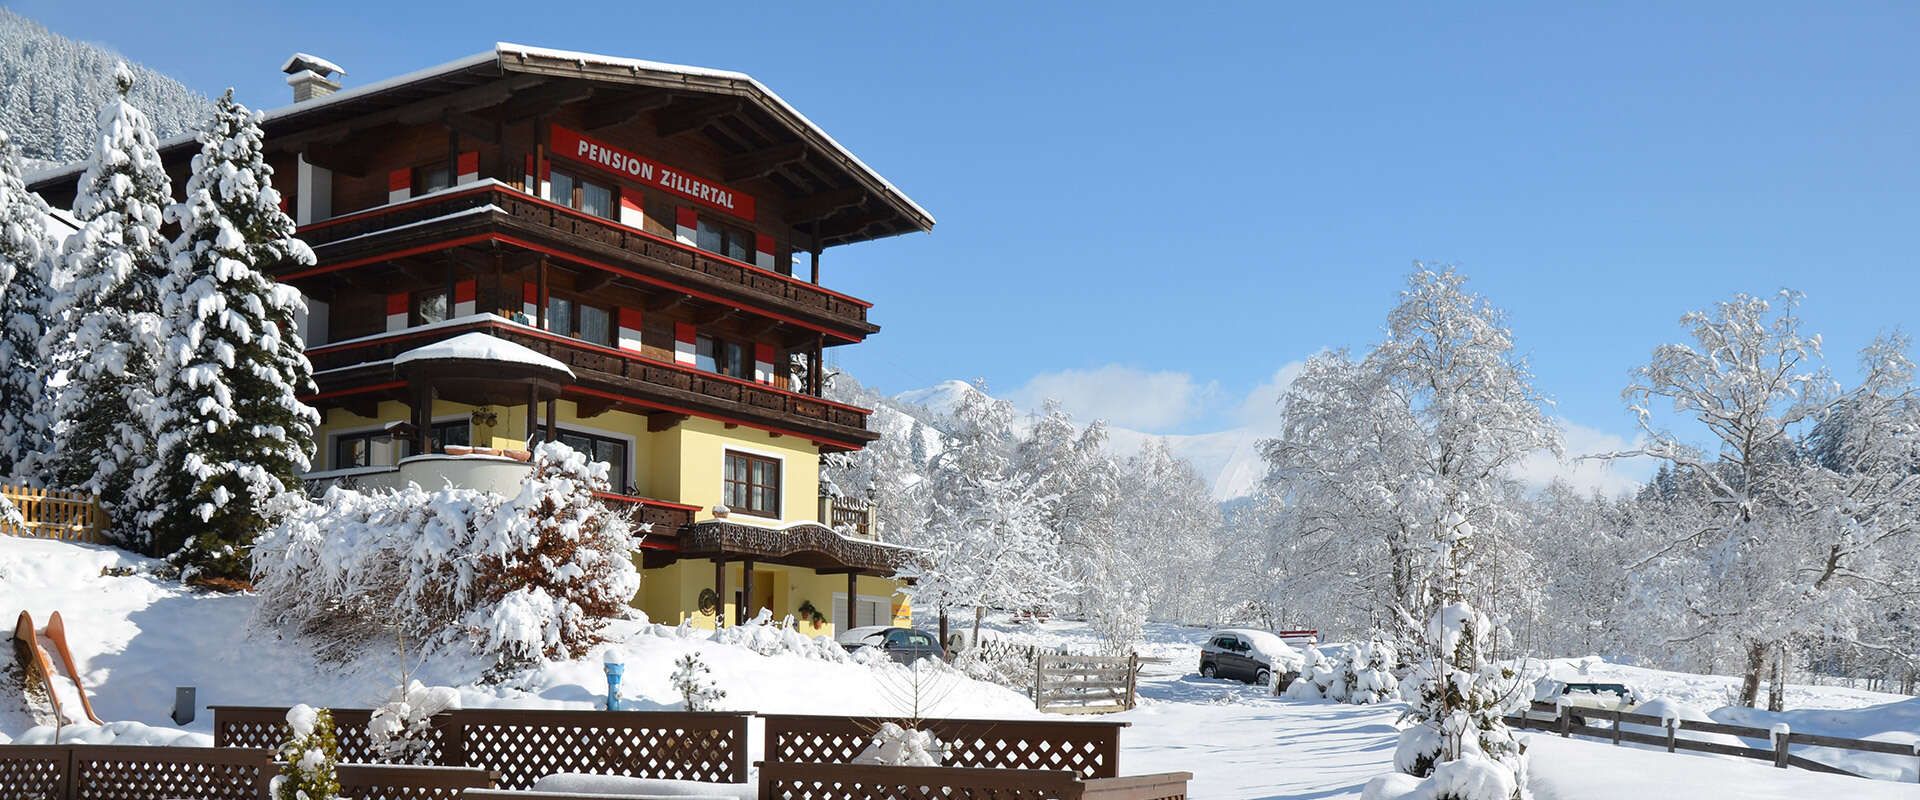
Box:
[1530, 678, 1640, 723]
[838, 626, 946, 665]
[1198, 629, 1303, 687]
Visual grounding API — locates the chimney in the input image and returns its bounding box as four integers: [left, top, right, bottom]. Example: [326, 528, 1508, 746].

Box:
[281, 52, 346, 103]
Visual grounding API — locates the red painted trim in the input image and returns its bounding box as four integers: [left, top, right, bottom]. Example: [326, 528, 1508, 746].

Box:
[456, 151, 479, 176]
[522, 281, 538, 303]
[675, 207, 698, 230]
[618, 307, 644, 330]
[619, 195, 643, 214]
[755, 233, 774, 256]
[387, 168, 410, 192]
[301, 380, 408, 402]
[593, 491, 701, 513]
[295, 186, 874, 310]
[454, 279, 477, 303]
[385, 293, 408, 315]
[636, 537, 679, 552]
[524, 154, 534, 177]
[550, 124, 757, 221]
[755, 342, 775, 362]
[674, 321, 697, 345]
[564, 384, 865, 451]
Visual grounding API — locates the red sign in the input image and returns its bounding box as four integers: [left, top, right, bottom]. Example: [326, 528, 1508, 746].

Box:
[549, 124, 756, 221]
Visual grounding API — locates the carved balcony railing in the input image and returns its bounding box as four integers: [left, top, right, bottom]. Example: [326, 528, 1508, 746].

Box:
[293, 182, 875, 338]
[304, 317, 875, 445]
[819, 495, 877, 541]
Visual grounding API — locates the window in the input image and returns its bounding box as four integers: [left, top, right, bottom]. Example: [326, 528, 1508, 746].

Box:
[333, 431, 393, 469]
[415, 164, 451, 195]
[426, 420, 469, 453]
[696, 216, 754, 262]
[414, 289, 448, 326]
[546, 295, 614, 346]
[550, 168, 615, 219]
[723, 450, 781, 517]
[696, 334, 751, 379]
[557, 429, 629, 493]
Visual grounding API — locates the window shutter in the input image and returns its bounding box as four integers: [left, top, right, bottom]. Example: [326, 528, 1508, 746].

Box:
[385, 292, 409, 332]
[754, 233, 776, 271]
[754, 343, 775, 384]
[456, 151, 479, 184]
[386, 168, 410, 204]
[674, 322, 698, 364]
[618, 308, 645, 352]
[453, 279, 477, 317]
[521, 282, 538, 322]
[619, 194, 645, 230]
[675, 207, 698, 246]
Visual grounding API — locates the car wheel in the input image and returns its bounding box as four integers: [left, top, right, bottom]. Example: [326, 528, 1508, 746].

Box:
[1200, 663, 1217, 679]
[1256, 668, 1272, 687]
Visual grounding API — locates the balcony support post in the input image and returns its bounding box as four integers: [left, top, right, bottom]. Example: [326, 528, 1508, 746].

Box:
[846, 572, 857, 631]
[411, 381, 432, 456]
[740, 558, 756, 626]
[536, 256, 549, 330]
[545, 398, 557, 443]
[525, 384, 537, 447]
[713, 558, 727, 630]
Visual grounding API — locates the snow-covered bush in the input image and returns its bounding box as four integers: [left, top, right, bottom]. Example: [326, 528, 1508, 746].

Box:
[1287, 646, 1352, 702]
[670, 653, 725, 712]
[712, 609, 853, 661]
[367, 681, 460, 764]
[251, 441, 638, 670]
[1349, 635, 1400, 704]
[854, 722, 944, 767]
[272, 704, 340, 800]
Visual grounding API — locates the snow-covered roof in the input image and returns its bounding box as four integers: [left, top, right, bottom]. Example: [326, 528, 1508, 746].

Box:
[393, 332, 573, 377]
[281, 52, 345, 77]
[26, 44, 932, 235]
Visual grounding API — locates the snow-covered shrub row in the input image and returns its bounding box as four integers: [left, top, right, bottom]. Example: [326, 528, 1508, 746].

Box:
[639, 610, 883, 664]
[1286, 636, 1397, 704]
[12, 720, 212, 746]
[251, 442, 638, 669]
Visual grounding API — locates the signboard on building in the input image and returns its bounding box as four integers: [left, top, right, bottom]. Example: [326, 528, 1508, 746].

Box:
[550, 124, 757, 221]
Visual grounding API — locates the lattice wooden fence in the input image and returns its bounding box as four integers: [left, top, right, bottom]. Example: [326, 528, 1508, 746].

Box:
[0, 484, 106, 543]
[757, 762, 1192, 800]
[763, 715, 1127, 780]
[335, 763, 496, 799]
[0, 744, 272, 800]
[212, 706, 750, 790]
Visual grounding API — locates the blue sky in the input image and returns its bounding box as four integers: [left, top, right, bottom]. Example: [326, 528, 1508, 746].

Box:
[16, 2, 1919, 457]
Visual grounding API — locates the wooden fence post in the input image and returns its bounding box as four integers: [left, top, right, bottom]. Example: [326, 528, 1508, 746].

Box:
[1124, 654, 1139, 710]
[1611, 708, 1621, 745]
[1031, 654, 1044, 709]
[1772, 725, 1790, 769]
[1558, 703, 1570, 738]
[1665, 719, 1677, 753]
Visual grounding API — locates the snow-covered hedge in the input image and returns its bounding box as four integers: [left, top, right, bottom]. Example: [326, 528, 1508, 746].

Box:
[250, 442, 638, 668]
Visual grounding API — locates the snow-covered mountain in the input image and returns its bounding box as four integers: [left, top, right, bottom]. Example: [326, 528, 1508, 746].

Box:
[890, 379, 1266, 500]
[0, 8, 209, 166]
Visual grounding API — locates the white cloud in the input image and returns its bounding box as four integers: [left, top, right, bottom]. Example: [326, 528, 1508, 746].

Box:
[1509, 418, 1657, 498]
[1009, 365, 1218, 432]
[1234, 360, 1309, 433]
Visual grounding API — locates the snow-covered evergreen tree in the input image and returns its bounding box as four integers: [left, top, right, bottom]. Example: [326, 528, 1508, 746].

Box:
[272, 705, 341, 800]
[137, 89, 316, 579]
[41, 64, 172, 541]
[0, 9, 208, 165]
[0, 127, 58, 480]
[670, 653, 725, 711]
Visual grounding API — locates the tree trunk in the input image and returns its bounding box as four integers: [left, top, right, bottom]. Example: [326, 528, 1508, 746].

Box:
[1739, 641, 1768, 708]
[938, 607, 949, 653]
[1767, 642, 1787, 713]
[972, 606, 985, 651]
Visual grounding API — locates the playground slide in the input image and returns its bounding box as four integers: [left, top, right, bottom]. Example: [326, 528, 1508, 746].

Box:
[12, 610, 65, 723]
[44, 611, 103, 724]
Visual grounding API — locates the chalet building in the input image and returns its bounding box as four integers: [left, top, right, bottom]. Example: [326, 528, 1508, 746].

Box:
[28, 44, 933, 636]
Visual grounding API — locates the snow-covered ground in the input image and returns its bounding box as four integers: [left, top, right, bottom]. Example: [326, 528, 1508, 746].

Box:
[4, 536, 1916, 798]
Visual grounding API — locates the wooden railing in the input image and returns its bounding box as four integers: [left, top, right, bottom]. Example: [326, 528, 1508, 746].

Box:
[0, 484, 106, 543]
[1507, 700, 1920, 781]
[305, 317, 873, 439]
[594, 491, 697, 537]
[819, 495, 876, 540]
[1035, 654, 1142, 715]
[0, 744, 272, 800]
[295, 183, 873, 332]
[762, 715, 1128, 780]
[758, 762, 1193, 800]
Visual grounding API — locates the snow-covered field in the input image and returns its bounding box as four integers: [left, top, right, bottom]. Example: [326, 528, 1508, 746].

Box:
[4, 536, 1916, 798]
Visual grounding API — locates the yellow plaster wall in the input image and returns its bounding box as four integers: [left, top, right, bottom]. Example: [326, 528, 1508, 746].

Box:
[638, 559, 910, 637]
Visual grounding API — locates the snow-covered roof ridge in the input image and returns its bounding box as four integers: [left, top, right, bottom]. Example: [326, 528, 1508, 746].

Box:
[281, 53, 346, 77]
[494, 42, 931, 226]
[394, 332, 573, 377]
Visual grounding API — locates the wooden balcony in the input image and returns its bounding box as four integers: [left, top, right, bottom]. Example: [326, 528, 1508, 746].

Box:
[290, 182, 877, 342]
[819, 495, 877, 541]
[594, 492, 698, 541]
[305, 317, 876, 448]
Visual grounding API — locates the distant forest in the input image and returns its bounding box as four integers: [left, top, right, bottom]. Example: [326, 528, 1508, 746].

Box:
[0, 8, 208, 170]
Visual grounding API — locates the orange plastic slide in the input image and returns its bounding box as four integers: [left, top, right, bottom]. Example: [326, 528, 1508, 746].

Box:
[10, 609, 103, 725]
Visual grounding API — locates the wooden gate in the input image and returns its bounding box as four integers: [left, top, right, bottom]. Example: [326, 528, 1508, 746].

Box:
[1034, 654, 1140, 715]
[0, 484, 106, 543]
